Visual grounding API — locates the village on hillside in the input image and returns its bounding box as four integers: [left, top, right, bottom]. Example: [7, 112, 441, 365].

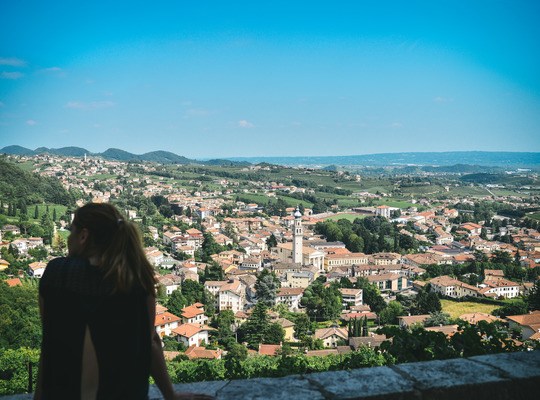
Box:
[1, 153, 539, 382]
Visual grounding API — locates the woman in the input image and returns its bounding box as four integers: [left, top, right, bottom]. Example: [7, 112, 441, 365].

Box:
[35, 203, 212, 399]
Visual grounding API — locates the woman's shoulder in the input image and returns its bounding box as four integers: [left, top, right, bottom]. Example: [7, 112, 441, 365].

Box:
[40, 257, 93, 290]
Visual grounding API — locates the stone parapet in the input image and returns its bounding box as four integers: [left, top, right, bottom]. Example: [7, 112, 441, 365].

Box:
[3, 351, 539, 399]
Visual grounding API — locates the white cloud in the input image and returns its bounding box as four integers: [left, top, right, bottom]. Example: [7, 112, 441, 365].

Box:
[434, 96, 453, 103]
[26, 119, 37, 126]
[186, 108, 210, 117]
[42, 67, 62, 72]
[65, 100, 115, 110]
[1, 71, 24, 79]
[238, 120, 255, 128]
[0, 57, 26, 67]
[390, 122, 403, 128]
[0, 101, 4, 107]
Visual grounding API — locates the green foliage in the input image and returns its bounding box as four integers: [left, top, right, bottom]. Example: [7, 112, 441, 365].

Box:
[167, 289, 188, 316]
[168, 346, 386, 383]
[301, 280, 342, 321]
[0, 347, 40, 395]
[0, 157, 72, 206]
[414, 286, 442, 314]
[528, 279, 540, 311]
[355, 278, 386, 313]
[492, 299, 529, 317]
[379, 301, 405, 325]
[0, 283, 41, 349]
[212, 310, 236, 349]
[254, 269, 280, 306]
[424, 311, 451, 327]
[237, 302, 285, 349]
[379, 320, 522, 364]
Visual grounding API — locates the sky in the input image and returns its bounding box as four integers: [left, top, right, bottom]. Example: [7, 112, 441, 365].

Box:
[1, 1, 539, 159]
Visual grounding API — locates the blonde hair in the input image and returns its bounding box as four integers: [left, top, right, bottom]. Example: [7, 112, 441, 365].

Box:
[73, 203, 156, 294]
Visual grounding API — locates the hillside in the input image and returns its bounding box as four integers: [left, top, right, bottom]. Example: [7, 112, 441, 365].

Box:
[0, 157, 72, 206]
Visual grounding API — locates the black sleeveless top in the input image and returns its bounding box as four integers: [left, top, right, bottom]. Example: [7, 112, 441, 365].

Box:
[39, 257, 151, 399]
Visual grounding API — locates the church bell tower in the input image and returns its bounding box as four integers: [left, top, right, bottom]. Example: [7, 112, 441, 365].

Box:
[292, 207, 303, 264]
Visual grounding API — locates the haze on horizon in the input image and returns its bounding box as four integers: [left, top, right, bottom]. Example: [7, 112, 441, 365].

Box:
[1, 1, 539, 159]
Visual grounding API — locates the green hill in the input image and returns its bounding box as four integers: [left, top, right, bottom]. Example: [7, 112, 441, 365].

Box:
[0, 157, 72, 206]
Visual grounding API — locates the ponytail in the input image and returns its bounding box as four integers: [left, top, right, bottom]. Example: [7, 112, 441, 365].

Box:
[73, 203, 157, 294]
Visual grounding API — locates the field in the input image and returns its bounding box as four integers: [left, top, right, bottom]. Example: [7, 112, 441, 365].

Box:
[527, 212, 540, 221]
[324, 213, 367, 222]
[441, 299, 499, 319]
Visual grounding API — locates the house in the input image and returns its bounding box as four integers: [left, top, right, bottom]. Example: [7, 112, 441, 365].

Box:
[172, 323, 212, 347]
[0, 258, 10, 272]
[155, 308, 181, 337]
[506, 311, 540, 341]
[5, 277, 22, 287]
[11, 238, 28, 254]
[429, 275, 482, 298]
[349, 334, 387, 350]
[286, 271, 313, 288]
[28, 261, 47, 278]
[27, 237, 44, 249]
[397, 314, 430, 328]
[340, 288, 363, 307]
[370, 252, 402, 265]
[459, 313, 503, 325]
[275, 287, 304, 311]
[478, 278, 520, 299]
[274, 317, 296, 342]
[184, 345, 222, 360]
[180, 303, 208, 325]
[375, 205, 391, 219]
[258, 344, 282, 356]
[366, 273, 409, 292]
[314, 326, 348, 348]
[324, 252, 369, 271]
[276, 242, 325, 271]
[145, 247, 164, 266]
[157, 274, 182, 295]
[204, 279, 246, 313]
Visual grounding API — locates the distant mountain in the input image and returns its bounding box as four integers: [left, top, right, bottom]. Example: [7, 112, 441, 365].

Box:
[0, 145, 35, 155]
[203, 159, 252, 167]
[141, 150, 193, 164]
[227, 152, 540, 168]
[37, 146, 90, 157]
[100, 148, 141, 161]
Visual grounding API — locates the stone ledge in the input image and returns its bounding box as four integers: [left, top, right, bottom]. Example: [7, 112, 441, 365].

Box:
[3, 351, 539, 399]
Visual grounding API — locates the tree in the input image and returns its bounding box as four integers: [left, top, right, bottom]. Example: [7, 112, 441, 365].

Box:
[213, 310, 236, 349]
[355, 278, 386, 313]
[491, 250, 513, 265]
[492, 299, 528, 317]
[291, 312, 312, 339]
[254, 269, 280, 306]
[378, 301, 404, 325]
[301, 280, 342, 321]
[414, 286, 442, 314]
[424, 311, 451, 327]
[181, 280, 205, 305]
[0, 347, 41, 395]
[236, 302, 285, 349]
[167, 289, 187, 316]
[266, 233, 278, 249]
[34, 205, 39, 219]
[528, 280, 540, 311]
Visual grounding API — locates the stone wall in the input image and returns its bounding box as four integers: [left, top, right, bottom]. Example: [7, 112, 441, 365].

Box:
[4, 351, 539, 399]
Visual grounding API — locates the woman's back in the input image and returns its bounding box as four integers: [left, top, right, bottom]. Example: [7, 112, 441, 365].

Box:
[39, 256, 151, 399]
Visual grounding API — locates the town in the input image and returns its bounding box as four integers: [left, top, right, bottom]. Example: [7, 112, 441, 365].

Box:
[1, 152, 539, 391]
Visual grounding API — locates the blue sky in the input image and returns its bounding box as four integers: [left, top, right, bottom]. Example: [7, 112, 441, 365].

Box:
[1, 1, 539, 158]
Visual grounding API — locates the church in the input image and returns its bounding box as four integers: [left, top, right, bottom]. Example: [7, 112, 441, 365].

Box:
[275, 208, 325, 272]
